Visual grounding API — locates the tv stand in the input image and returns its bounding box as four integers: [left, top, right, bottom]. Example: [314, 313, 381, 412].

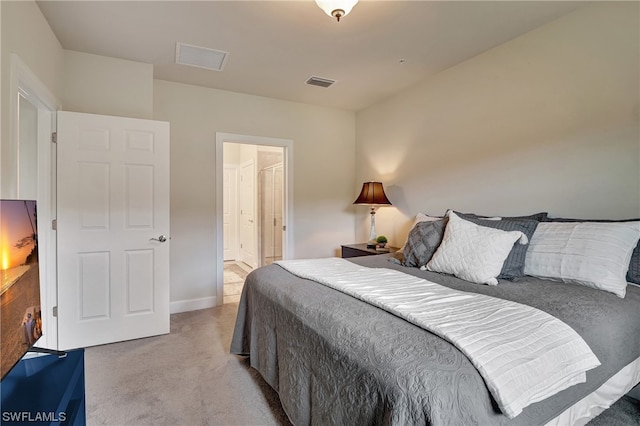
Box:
[1, 349, 85, 425]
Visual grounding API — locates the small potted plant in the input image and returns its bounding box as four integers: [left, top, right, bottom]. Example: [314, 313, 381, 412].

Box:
[376, 235, 388, 248]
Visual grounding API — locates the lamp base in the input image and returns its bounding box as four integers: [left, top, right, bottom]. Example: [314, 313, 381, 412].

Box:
[367, 209, 377, 249]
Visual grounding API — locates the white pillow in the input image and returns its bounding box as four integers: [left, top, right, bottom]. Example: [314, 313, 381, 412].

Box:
[425, 212, 527, 285]
[398, 213, 441, 252]
[524, 222, 640, 298]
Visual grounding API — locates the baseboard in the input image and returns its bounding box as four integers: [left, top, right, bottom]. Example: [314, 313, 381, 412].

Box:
[170, 296, 219, 314]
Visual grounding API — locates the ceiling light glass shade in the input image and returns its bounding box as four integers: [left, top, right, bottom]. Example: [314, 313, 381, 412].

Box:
[315, 0, 359, 21]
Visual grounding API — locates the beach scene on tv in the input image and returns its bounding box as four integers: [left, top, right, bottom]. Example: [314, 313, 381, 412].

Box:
[0, 200, 42, 379]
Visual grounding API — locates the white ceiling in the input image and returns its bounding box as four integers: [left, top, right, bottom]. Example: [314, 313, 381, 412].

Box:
[37, 1, 583, 111]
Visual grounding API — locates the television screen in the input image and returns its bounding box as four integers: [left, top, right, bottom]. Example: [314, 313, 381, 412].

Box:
[0, 200, 42, 380]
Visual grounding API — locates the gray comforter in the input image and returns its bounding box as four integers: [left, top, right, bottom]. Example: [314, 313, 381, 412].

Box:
[230, 254, 640, 425]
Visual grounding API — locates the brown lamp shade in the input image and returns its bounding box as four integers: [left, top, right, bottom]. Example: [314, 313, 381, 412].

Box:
[353, 182, 392, 206]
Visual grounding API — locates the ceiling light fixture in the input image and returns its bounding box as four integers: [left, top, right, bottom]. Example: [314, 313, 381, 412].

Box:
[315, 0, 359, 22]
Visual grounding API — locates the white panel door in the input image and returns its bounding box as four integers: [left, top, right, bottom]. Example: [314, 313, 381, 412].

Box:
[239, 160, 256, 268]
[57, 111, 170, 350]
[223, 165, 238, 261]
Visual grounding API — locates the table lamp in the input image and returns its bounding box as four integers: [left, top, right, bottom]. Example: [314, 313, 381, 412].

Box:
[353, 181, 392, 248]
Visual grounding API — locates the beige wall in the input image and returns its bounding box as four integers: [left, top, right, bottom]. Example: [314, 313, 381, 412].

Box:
[58, 52, 357, 309]
[6, 0, 637, 312]
[153, 79, 356, 305]
[1, 0, 356, 309]
[356, 3, 640, 247]
[0, 0, 64, 196]
[63, 50, 153, 119]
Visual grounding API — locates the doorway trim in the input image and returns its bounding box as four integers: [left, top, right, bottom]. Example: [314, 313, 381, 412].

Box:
[215, 133, 294, 305]
[9, 54, 59, 197]
[9, 54, 60, 350]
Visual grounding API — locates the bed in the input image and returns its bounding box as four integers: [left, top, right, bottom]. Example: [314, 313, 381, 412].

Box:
[230, 213, 640, 425]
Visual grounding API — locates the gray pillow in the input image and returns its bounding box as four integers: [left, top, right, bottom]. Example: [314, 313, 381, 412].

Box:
[455, 213, 539, 280]
[503, 212, 548, 222]
[402, 219, 447, 268]
[456, 211, 548, 222]
[544, 216, 640, 285]
[629, 249, 640, 285]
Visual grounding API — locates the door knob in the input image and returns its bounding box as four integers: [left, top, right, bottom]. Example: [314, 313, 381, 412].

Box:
[150, 235, 169, 243]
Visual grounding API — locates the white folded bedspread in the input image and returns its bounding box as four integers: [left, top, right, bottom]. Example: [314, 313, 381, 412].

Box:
[275, 258, 601, 419]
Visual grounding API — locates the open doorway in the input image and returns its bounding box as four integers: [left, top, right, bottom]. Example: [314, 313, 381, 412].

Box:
[215, 133, 294, 305]
[222, 143, 284, 302]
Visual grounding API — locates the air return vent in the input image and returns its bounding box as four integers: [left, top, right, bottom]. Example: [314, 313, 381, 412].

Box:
[305, 76, 336, 88]
[176, 42, 228, 71]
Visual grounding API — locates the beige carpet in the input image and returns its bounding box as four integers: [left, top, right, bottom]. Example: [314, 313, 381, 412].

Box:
[85, 304, 290, 426]
[85, 303, 638, 426]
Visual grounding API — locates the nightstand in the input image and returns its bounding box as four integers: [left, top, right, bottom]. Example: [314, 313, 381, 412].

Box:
[341, 243, 399, 259]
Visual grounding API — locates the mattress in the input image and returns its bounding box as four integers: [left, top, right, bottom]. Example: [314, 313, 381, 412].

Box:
[231, 254, 640, 425]
[548, 355, 640, 425]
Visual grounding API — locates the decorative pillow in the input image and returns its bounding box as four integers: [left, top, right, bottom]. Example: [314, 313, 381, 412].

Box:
[398, 213, 442, 252]
[451, 211, 540, 280]
[452, 210, 548, 222]
[524, 222, 640, 298]
[544, 216, 640, 286]
[542, 216, 640, 223]
[454, 212, 501, 220]
[504, 212, 548, 222]
[426, 212, 527, 285]
[402, 219, 447, 268]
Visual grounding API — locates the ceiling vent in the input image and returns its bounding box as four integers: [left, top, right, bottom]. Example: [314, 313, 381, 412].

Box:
[306, 76, 336, 88]
[176, 42, 228, 72]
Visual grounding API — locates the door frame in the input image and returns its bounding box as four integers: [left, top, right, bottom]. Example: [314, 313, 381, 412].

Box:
[215, 133, 294, 305]
[8, 54, 60, 349]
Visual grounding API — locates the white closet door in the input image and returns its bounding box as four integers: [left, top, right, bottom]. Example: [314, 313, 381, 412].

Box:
[57, 111, 170, 349]
[223, 165, 238, 261]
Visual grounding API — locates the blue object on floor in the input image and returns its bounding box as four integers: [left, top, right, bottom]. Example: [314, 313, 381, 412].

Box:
[1, 349, 85, 425]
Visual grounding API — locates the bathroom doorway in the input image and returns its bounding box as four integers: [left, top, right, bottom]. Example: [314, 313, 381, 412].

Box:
[216, 134, 293, 304]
